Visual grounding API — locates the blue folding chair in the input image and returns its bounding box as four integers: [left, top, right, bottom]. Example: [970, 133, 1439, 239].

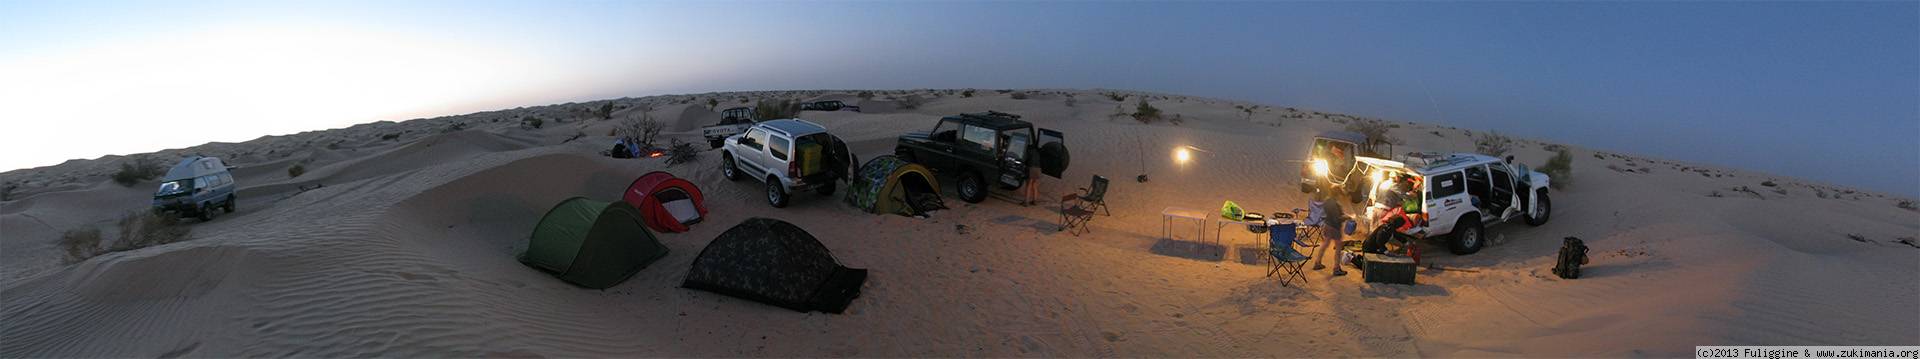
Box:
[1266, 221, 1311, 287]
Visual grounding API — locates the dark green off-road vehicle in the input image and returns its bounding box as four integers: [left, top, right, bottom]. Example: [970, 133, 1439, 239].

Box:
[894, 111, 1069, 203]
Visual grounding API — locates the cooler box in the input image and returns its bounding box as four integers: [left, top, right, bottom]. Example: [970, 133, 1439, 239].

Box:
[1363, 253, 1416, 285]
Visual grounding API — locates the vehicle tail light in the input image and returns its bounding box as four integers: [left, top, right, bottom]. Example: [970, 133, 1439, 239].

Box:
[788, 161, 799, 179]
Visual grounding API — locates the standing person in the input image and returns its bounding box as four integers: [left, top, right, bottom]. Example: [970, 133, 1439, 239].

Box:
[1310, 190, 1348, 276]
[1022, 159, 1042, 206]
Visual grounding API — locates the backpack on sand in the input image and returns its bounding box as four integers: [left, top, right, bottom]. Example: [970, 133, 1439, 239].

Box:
[1553, 237, 1589, 279]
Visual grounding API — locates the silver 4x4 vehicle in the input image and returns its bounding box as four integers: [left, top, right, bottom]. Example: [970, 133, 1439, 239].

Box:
[719, 119, 856, 208]
[1358, 153, 1552, 255]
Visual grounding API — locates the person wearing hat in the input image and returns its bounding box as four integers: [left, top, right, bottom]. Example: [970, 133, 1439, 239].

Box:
[1309, 189, 1348, 276]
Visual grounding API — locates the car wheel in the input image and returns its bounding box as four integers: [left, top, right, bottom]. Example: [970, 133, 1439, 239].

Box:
[766, 177, 789, 208]
[223, 196, 236, 213]
[957, 171, 987, 203]
[1448, 216, 1485, 255]
[1525, 191, 1551, 226]
[197, 203, 216, 222]
[816, 181, 836, 196]
[721, 155, 740, 181]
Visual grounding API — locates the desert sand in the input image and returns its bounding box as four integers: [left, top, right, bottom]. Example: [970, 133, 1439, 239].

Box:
[3, 89, 1915, 357]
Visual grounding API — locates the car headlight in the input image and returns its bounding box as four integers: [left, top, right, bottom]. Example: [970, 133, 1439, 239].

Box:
[1311, 159, 1329, 177]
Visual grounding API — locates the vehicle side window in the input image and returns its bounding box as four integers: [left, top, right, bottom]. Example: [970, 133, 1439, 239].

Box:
[1489, 165, 1513, 192]
[961, 125, 997, 153]
[769, 135, 790, 161]
[931, 120, 956, 142]
[743, 128, 766, 150]
[1430, 172, 1465, 198]
[1464, 165, 1491, 196]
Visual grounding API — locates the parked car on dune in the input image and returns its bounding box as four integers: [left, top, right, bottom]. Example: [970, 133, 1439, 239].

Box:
[1357, 153, 1552, 255]
[150, 156, 237, 221]
[702, 106, 758, 149]
[719, 119, 857, 208]
[800, 100, 859, 112]
[893, 111, 1069, 203]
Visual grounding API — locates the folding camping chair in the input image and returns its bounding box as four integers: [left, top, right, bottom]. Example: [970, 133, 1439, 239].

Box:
[1265, 221, 1311, 287]
[1059, 194, 1097, 236]
[1069, 175, 1111, 216]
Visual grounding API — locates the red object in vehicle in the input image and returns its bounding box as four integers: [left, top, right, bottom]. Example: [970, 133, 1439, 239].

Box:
[623, 171, 708, 233]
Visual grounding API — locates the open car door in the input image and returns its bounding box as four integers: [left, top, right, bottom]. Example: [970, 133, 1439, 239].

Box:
[828, 135, 855, 182]
[1037, 128, 1069, 178]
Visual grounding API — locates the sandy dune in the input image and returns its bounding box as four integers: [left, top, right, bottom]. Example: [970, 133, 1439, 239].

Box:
[2, 89, 1915, 357]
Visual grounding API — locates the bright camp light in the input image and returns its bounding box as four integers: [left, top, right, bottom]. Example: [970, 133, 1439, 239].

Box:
[1175, 148, 1192, 163]
[1311, 159, 1330, 177]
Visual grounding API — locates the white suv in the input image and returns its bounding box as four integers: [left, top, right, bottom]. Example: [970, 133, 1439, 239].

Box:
[1357, 153, 1552, 254]
[719, 119, 855, 208]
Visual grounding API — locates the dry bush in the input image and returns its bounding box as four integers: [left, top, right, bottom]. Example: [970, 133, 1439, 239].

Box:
[1899, 200, 1917, 211]
[1131, 99, 1162, 123]
[753, 98, 800, 120]
[520, 117, 544, 129]
[706, 98, 719, 109]
[619, 114, 665, 147]
[2, 181, 17, 201]
[111, 157, 164, 187]
[60, 228, 103, 263]
[666, 140, 701, 166]
[287, 164, 306, 178]
[381, 133, 402, 141]
[1474, 131, 1515, 157]
[1537, 148, 1575, 189]
[1010, 92, 1029, 100]
[856, 91, 874, 100]
[1103, 92, 1128, 102]
[111, 210, 191, 252]
[894, 95, 924, 109]
[440, 122, 468, 133]
[1343, 119, 1395, 156]
[961, 89, 975, 98]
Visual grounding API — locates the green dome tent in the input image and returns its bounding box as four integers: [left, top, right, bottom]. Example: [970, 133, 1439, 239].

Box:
[519, 197, 669, 289]
[843, 155, 944, 217]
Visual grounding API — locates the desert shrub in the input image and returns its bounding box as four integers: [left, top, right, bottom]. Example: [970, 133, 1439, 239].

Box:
[1170, 113, 1184, 125]
[111, 211, 191, 252]
[666, 140, 701, 166]
[1343, 118, 1395, 156]
[61, 227, 103, 263]
[287, 164, 306, 178]
[894, 95, 924, 109]
[707, 98, 719, 109]
[381, 133, 401, 141]
[1010, 92, 1029, 100]
[1063, 95, 1077, 107]
[1474, 131, 1515, 157]
[857, 91, 875, 100]
[111, 157, 164, 187]
[1104, 92, 1128, 102]
[521, 117, 544, 129]
[2, 181, 17, 201]
[1760, 180, 1777, 187]
[961, 89, 975, 98]
[440, 122, 468, 133]
[995, 89, 1012, 94]
[1899, 200, 1917, 211]
[753, 99, 800, 120]
[1130, 99, 1162, 124]
[1537, 148, 1574, 189]
[619, 114, 665, 147]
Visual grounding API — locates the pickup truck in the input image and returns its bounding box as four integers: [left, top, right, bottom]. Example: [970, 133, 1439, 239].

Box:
[701, 107, 756, 148]
[719, 119, 856, 208]
[894, 111, 1068, 203]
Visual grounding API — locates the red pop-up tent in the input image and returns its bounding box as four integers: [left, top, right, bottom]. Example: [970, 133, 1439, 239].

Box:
[623, 171, 708, 233]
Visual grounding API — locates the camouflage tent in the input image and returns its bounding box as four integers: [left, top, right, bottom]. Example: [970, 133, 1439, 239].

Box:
[843, 155, 943, 217]
[681, 218, 868, 314]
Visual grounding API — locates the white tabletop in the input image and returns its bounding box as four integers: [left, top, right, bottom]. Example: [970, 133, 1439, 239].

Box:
[1161, 207, 1210, 220]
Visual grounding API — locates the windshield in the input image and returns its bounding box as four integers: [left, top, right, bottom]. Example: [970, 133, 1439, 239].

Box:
[156, 179, 191, 195]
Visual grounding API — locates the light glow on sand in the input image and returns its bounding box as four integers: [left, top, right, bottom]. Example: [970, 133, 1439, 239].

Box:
[0, 22, 560, 171]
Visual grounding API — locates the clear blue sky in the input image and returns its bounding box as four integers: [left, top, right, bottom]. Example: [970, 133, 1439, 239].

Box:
[3, 1, 1915, 196]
